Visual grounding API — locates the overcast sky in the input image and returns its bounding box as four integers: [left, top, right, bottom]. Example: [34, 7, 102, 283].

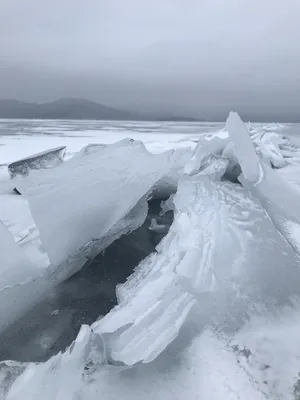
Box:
[0, 0, 300, 120]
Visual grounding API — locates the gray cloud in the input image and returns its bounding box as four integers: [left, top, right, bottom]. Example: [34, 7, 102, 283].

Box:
[1, 0, 300, 120]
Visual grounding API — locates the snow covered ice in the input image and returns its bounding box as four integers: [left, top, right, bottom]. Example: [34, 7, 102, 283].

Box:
[1, 118, 300, 399]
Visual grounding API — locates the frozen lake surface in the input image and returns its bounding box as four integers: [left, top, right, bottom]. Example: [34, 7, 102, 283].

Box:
[1, 118, 300, 400]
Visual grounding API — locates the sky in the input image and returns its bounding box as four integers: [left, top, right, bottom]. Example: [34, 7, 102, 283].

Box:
[0, 0, 300, 120]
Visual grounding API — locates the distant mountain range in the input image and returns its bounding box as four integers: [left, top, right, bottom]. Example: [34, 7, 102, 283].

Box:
[0, 98, 202, 122]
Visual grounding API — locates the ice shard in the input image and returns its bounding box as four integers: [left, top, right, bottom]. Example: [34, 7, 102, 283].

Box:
[152, 147, 192, 198]
[160, 194, 175, 215]
[226, 112, 261, 183]
[226, 112, 300, 255]
[0, 221, 41, 291]
[19, 139, 172, 271]
[256, 140, 287, 169]
[8, 146, 66, 179]
[0, 221, 47, 334]
[184, 136, 229, 176]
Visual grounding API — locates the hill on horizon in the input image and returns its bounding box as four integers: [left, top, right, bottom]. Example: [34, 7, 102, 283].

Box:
[0, 98, 202, 122]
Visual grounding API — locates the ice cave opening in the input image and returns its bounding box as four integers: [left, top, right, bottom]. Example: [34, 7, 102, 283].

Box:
[0, 198, 174, 363]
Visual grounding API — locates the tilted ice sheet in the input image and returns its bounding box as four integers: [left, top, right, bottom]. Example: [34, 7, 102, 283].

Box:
[226, 113, 260, 182]
[0, 195, 150, 341]
[18, 139, 172, 268]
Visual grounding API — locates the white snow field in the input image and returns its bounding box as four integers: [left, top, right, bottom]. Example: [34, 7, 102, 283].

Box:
[1, 118, 300, 399]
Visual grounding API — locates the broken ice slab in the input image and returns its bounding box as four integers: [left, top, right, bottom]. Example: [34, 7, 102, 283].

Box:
[8, 146, 66, 179]
[256, 140, 287, 169]
[20, 139, 172, 269]
[0, 221, 47, 334]
[225, 112, 260, 183]
[151, 147, 192, 199]
[0, 200, 147, 340]
[226, 112, 300, 255]
[184, 136, 230, 176]
[0, 140, 172, 336]
[0, 221, 42, 292]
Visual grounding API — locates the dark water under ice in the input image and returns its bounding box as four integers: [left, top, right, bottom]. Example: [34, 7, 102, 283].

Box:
[0, 199, 173, 363]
